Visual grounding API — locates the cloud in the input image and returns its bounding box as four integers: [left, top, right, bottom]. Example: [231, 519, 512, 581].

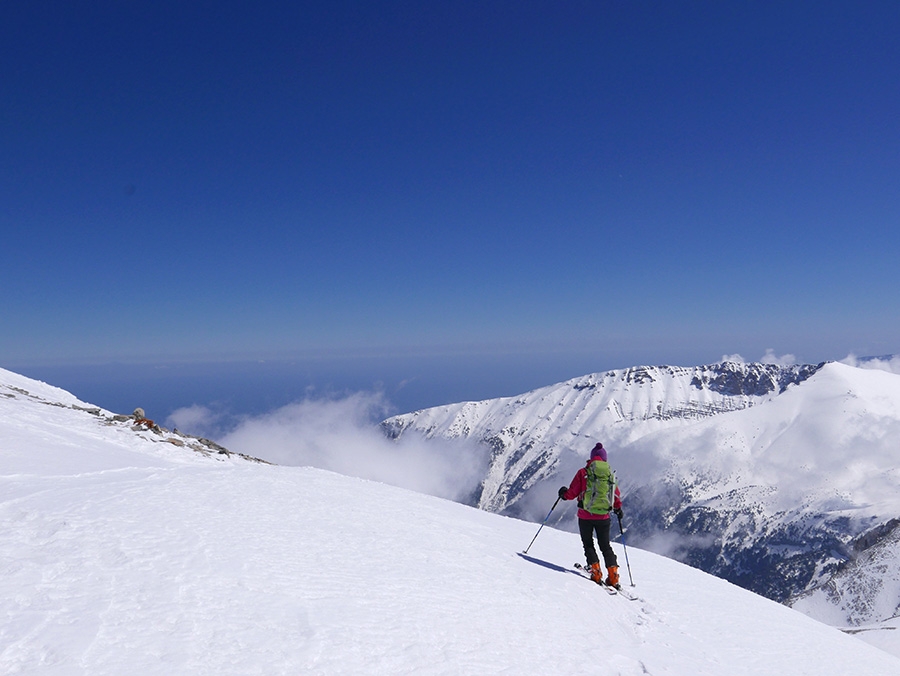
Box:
[216, 391, 489, 503]
[722, 350, 800, 366]
[759, 349, 796, 366]
[165, 404, 223, 436]
[640, 530, 720, 562]
[840, 353, 900, 375]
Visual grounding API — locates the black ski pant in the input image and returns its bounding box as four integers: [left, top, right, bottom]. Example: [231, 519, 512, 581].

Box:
[579, 517, 618, 569]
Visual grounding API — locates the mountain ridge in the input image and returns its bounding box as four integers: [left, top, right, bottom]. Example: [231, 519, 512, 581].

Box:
[381, 359, 900, 635]
[381, 361, 826, 514]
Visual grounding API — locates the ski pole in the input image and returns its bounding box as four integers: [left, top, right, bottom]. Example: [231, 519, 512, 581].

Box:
[523, 496, 561, 554]
[616, 511, 635, 586]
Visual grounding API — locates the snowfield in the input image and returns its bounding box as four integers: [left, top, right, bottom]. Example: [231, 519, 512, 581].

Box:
[2, 367, 900, 675]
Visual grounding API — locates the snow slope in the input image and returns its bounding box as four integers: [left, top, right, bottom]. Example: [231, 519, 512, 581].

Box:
[2, 367, 900, 674]
[382, 361, 900, 631]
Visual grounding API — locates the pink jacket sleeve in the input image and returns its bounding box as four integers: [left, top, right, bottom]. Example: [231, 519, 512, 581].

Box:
[562, 468, 587, 501]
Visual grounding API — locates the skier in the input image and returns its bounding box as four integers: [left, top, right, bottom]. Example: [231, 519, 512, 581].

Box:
[558, 442, 623, 587]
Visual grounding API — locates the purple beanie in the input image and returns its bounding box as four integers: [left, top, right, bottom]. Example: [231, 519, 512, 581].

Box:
[590, 442, 607, 461]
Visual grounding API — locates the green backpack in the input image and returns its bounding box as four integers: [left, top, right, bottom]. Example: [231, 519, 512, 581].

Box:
[582, 460, 616, 515]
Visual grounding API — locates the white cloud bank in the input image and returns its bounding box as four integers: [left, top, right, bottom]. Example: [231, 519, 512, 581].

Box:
[166, 404, 225, 435]
[841, 353, 900, 375]
[720, 349, 797, 366]
[170, 392, 488, 504]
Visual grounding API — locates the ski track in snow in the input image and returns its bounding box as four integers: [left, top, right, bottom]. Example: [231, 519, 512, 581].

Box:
[3, 367, 900, 675]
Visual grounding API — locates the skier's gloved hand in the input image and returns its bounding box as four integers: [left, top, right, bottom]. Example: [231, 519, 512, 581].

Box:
[613, 507, 624, 519]
[558, 487, 568, 500]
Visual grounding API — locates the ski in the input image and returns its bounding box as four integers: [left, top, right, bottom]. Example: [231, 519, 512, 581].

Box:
[574, 563, 639, 601]
[609, 584, 638, 601]
[573, 563, 617, 594]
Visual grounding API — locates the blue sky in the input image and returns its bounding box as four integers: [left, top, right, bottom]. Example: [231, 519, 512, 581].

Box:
[3, 2, 899, 416]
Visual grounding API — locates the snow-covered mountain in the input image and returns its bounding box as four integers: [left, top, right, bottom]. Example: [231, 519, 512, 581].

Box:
[382, 362, 824, 514]
[2, 366, 900, 673]
[381, 360, 900, 636]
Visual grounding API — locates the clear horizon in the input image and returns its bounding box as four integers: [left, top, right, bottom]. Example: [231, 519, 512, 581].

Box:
[11, 350, 899, 443]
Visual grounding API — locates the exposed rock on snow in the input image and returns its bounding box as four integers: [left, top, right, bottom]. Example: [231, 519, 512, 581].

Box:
[0, 370, 267, 465]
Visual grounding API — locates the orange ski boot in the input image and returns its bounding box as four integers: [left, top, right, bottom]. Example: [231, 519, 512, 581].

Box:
[605, 565, 620, 588]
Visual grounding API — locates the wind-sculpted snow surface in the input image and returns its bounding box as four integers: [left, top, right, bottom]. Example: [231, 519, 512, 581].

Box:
[2, 366, 900, 672]
[381, 361, 900, 639]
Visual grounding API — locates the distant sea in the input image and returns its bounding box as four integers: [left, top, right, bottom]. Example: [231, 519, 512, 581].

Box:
[16, 351, 612, 436]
